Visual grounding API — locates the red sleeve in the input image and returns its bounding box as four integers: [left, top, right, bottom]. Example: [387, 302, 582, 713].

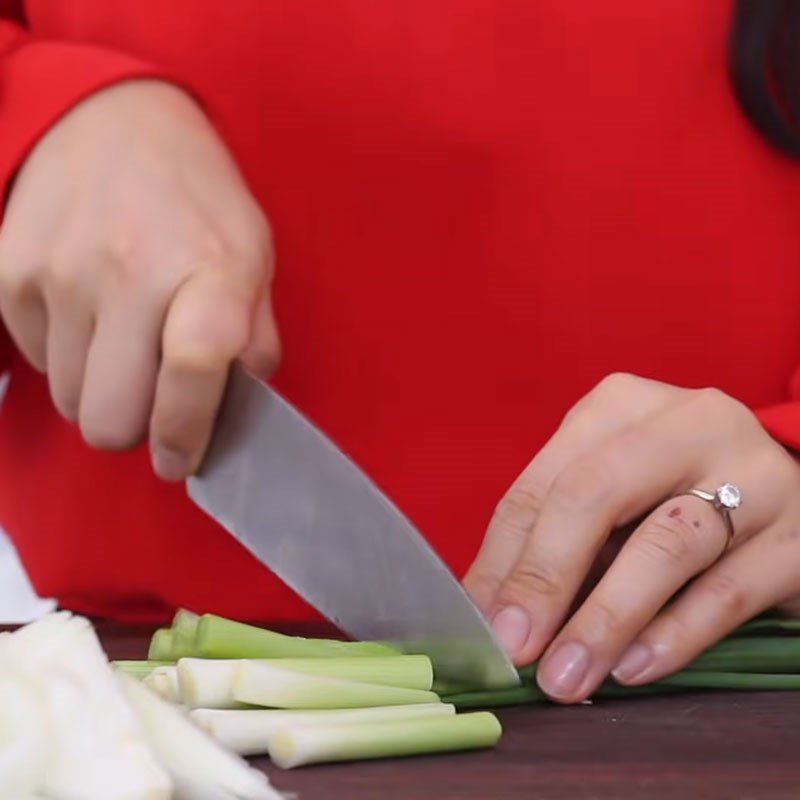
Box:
[0, 5, 172, 371]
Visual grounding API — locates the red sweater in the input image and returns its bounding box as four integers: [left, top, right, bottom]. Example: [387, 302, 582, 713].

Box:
[2, 0, 800, 623]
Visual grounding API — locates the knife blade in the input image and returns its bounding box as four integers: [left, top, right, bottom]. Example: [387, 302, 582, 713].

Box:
[187, 368, 519, 689]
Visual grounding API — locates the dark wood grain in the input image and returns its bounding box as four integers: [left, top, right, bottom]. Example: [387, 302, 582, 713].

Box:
[99, 625, 800, 800]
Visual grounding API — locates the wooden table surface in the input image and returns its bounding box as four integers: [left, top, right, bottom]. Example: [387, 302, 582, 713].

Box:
[103, 624, 800, 800]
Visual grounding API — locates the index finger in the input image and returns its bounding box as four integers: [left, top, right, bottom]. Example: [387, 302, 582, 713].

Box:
[464, 375, 678, 614]
[150, 268, 263, 481]
[490, 394, 739, 665]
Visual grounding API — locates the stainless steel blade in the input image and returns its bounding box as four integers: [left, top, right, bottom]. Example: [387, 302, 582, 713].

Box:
[187, 368, 519, 689]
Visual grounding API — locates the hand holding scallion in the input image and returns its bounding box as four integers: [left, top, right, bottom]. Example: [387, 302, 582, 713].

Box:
[464, 373, 800, 703]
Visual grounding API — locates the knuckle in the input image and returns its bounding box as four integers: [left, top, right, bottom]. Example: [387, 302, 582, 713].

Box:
[501, 559, 562, 601]
[549, 460, 612, 514]
[0, 253, 36, 300]
[634, 513, 698, 565]
[103, 230, 141, 269]
[463, 567, 502, 604]
[657, 612, 691, 650]
[586, 600, 623, 638]
[691, 387, 750, 427]
[47, 256, 85, 297]
[696, 572, 747, 618]
[231, 206, 275, 269]
[183, 231, 229, 268]
[593, 371, 639, 398]
[492, 485, 544, 535]
[163, 323, 246, 372]
[153, 410, 204, 455]
[162, 344, 221, 374]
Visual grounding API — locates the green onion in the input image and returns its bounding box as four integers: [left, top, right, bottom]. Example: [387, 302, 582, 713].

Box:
[659, 671, 800, 690]
[686, 637, 800, 673]
[112, 660, 175, 679]
[178, 655, 433, 709]
[148, 629, 175, 661]
[442, 685, 545, 708]
[177, 659, 254, 710]
[191, 704, 455, 756]
[171, 609, 201, 659]
[233, 661, 440, 710]
[734, 617, 800, 635]
[194, 614, 399, 659]
[143, 667, 181, 703]
[268, 711, 502, 769]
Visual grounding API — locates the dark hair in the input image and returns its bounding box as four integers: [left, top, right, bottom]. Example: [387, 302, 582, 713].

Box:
[730, 0, 800, 158]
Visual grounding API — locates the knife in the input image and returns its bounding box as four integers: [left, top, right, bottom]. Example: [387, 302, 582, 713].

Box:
[187, 368, 519, 690]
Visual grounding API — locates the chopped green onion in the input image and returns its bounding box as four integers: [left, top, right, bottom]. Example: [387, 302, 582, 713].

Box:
[144, 667, 181, 704]
[171, 609, 201, 659]
[118, 672, 281, 799]
[11, 614, 172, 799]
[113, 660, 175, 679]
[268, 711, 502, 769]
[148, 629, 175, 661]
[191, 703, 455, 756]
[273, 655, 433, 689]
[177, 659, 254, 710]
[233, 661, 440, 709]
[194, 614, 399, 659]
[172, 609, 201, 637]
[178, 655, 433, 709]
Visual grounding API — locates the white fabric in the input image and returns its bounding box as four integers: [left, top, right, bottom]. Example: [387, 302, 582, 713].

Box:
[0, 528, 56, 623]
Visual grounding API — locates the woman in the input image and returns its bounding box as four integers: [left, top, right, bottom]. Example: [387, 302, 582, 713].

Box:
[1, 1, 799, 705]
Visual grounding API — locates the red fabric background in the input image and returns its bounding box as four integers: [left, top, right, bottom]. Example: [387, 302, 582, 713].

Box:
[1, 1, 800, 621]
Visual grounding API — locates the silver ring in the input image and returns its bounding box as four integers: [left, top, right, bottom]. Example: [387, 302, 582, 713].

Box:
[687, 483, 742, 547]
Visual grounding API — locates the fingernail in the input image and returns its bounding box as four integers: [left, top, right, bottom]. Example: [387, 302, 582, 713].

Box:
[491, 605, 531, 657]
[538, 642, 590, 699]
[152, 445, 189, 482]
[612, 643, 654, 684]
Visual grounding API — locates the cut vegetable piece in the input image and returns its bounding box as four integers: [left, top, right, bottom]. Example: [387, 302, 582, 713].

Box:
[149, 629, 175, 661]
[177, 660, 254, 710]
[119, 673, 282, 800]
[233, 661, 440, 709]
[191, 703, 455, 756]
[178, 655, 433, 709]
[269, 711, 502, 768]
[196, 614, 398, 659]
[113, 660, 175, 679]
[272, 655, 433, 690]
[172, 610, 201, 659]
[144, 667, 181, 704]
[17, 614, 173, 800]
[173, 609, 201, 637]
